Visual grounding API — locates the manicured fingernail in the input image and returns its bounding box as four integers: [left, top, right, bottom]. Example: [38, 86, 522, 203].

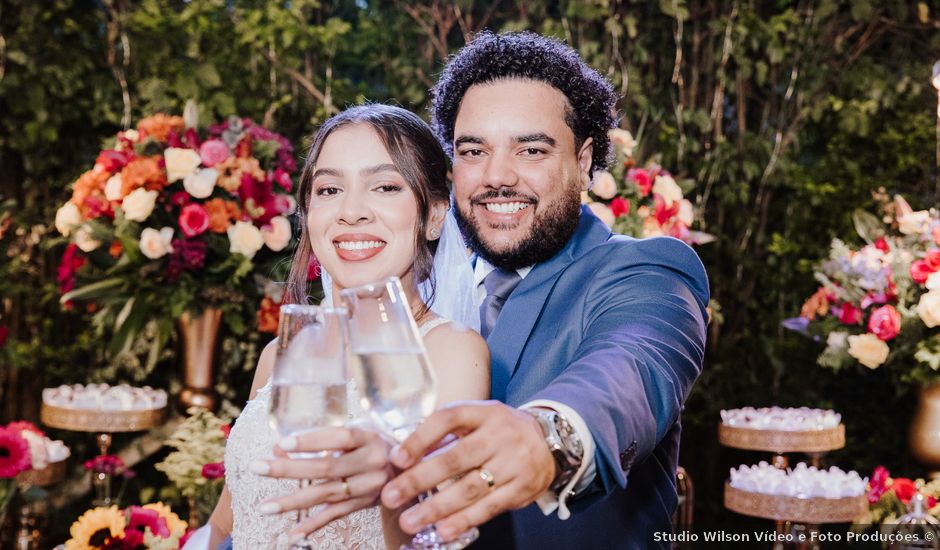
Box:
[401, 507, 422, 530]
[279, 436, 297, 451]
[249, 460, 270, 475]
[385, 487, 401, 506]
[438, 526, 456, 541]
[258, 501, 280, 515]
[391, 446, 410, 466]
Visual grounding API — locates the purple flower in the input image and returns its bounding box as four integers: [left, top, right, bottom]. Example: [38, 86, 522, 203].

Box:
[781, 317, 810, 333]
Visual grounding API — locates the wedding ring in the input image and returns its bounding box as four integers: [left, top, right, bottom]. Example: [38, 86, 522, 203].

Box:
[341, 478, 352, 498]
[478, 468, 495, 489]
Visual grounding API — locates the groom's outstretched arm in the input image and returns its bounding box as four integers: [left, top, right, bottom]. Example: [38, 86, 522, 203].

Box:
[381, 238, 709, 541]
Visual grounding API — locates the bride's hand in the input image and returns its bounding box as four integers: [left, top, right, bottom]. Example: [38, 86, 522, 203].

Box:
[251, 427, 394, 539]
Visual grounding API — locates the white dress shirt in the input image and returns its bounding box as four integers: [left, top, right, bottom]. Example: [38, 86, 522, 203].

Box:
[473, 258, 597, 520]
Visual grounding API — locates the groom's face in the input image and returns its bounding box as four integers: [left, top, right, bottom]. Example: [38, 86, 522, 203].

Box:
[451, 78, 593, 270]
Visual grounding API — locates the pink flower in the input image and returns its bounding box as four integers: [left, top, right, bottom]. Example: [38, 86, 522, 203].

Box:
[610, 197, 630, 218]
[6, 421, 43, 437]
[653, 194, 679, 225]
[874, 237, 890, 253]
[628, 168, 652, 196]
[221, 424, 232, 439]
[837, 302, 863, 325]
[127, 506, 171, 537]
[199, 139, 230, 167]
[84, 454, 124, 475]
[868, 304, 901, 341]
[201, 462, 225, 479]
[273, 168, 293, 193]
[0, 427, 31, 477]
[926, 249, 940, 271]
[307, 255, 321, 281]
[57, 243, 86, 297]
[911, 260, 933, 285]
[95, 150, 132, 173]
[179, 203, 210, 238]
[868, 466, 890, 503]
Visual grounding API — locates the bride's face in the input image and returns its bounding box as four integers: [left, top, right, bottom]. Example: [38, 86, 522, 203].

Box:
[307, 123, 422, 291]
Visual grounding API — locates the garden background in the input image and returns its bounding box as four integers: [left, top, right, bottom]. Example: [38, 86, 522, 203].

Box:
[2, 0, 940, 541]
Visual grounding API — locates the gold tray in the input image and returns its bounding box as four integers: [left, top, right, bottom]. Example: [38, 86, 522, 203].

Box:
[16, 459, 66, 487]
[724, 483, 867, 524]
[718, 423, 845, 453]
[41, 402, 165, 433]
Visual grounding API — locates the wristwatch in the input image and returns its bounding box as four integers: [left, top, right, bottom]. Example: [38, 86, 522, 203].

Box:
[527, 408, 584, 495]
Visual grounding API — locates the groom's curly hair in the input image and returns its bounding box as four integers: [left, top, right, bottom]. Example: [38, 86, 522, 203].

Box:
[431, 31, 619, 176]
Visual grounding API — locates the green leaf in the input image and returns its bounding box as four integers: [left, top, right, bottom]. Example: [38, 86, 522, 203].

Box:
[195, 63, 222, 88]
[61, 277, 125, 304]
[852, 208, 885, 243]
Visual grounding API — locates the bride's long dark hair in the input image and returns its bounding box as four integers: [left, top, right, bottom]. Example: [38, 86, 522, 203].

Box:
[285, 104, 450, 305]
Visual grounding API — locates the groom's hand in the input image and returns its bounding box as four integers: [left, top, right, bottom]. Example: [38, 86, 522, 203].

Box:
[380, 401, 555, 541]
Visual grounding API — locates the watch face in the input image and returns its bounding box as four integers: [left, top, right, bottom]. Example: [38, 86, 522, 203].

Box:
[554, 415, 584, 458]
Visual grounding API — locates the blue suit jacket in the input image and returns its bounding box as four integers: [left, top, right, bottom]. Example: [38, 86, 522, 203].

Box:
[478, 205, 709, 550]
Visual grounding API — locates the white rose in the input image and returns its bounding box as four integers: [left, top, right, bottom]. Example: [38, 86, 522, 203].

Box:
[919, 290, 940, 327]
[20, 430, 48, 471]
[826, 331, 848, 351]
[183, 168, 218, 199]
[227, 221, 265, 259]
[121, 188, 158, 222]
[587, 202, 615, 227]
[55, 202, 82, 237]
[104, 174, 123, 201]
[652, 174, 683, 207]
[139, 227, 174, 259]
[261, 216, 292, 252]
[678, 199, 694, 226]
[164, 147, 202, 182]
[609, 128, 637, 157]
[847, 333, 890, 369]
[898, 210, 931, 235]
[591, 171, 618, 200]
[927, 271, 940, 291]
[74, 224, 101, 252]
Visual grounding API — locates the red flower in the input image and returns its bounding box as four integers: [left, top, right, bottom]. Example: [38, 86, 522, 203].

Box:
[221, 424, 232, 439]
[170, 191, 191, 208]
[874, 237, 890, 253]
[57, 243, 86, 297]
[273, 168, 293, 193]
[837, 302, 863, 325]
[868, 304, 901, 341]
[627, 168, 652, 196]
[84, 454, 125, 475]
[127, 505, 171, 537]
[199, 139, 230, 167]
[95, 150, 132, 173]
[0, 427, 31, 477]
[201, 462, 226, 479]
[6, 421, 43, 437]
[912, 260, 934, 285]
[0, 326, 7, 348]
[652, 194, 679, 225]
[926, 249, 940, 271]
[179, 203, 210, 238]
[307, 255, 322, 281]
[610, 197, 630, 218]
[891, 477, 918, 504]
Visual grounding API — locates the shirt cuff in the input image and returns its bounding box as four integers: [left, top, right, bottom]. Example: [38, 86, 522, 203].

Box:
[520, 399, 597, 520]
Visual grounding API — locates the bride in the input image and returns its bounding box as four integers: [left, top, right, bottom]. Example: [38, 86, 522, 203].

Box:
[205, 104, 489, 549]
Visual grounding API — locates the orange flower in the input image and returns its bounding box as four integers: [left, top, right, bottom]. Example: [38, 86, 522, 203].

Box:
[137, 114, 184, 142]
[120, 156, 167, 196]
[109, 240, 123, 258]
[70, 168, 109, 209]
[801, 287, 830, 320]
[215, 157, 264, 194]
[205, 198, 241, 233]
[257, 297, 280, 334]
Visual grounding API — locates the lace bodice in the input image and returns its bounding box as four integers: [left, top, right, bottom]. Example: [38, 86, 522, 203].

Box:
[224, 317, 450, 549]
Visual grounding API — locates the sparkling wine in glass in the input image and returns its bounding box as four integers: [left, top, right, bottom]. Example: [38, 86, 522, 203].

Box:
[268, 304, 349, 549]
[341, 277, 478, 550]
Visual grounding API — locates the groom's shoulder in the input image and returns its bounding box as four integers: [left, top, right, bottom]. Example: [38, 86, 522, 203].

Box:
[577, 234, 704, 273]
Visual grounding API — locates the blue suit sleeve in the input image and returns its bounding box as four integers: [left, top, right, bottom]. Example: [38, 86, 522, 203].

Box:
[528, 237, 709, 497]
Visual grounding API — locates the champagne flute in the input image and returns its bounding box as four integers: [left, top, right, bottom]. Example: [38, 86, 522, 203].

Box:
[268, 304, 349, 549]
[340, 277, 479, 550]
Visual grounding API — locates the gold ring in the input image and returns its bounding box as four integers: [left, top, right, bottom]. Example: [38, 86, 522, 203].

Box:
[478, 468, 495, 489]
[341, 478, 351, 498]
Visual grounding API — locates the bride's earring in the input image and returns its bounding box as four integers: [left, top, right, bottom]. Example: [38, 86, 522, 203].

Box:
[428, 228, 440, 240]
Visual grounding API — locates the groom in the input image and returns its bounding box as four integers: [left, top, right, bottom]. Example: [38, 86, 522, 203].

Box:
[377, 31, 710, 549]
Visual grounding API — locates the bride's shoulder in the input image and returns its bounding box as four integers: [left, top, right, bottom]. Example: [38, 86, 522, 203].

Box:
[247, 338, 279, 399]
[423, 319, 489, 362]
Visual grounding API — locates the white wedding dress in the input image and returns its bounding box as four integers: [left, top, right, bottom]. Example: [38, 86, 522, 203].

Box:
[225, 318, 451, 550]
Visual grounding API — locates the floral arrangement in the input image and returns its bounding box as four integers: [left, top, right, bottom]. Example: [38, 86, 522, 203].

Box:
[53, 111, 299, 359]
[786, 193, 940, 384]
[155, 407, 228, 519]
[582, 129, 714, 246]
[859, 466, 940, 526]
[0, 420, 70, 512]
[64, 503, 189, 550]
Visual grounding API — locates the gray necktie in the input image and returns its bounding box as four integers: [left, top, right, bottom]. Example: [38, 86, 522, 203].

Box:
[479, 268, 522, 339]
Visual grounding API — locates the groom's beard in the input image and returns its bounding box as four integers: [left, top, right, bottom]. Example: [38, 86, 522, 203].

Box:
[454, 184, 581, 271]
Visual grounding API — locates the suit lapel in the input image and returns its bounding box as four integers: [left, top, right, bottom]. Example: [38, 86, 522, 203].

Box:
[487, 206, 612, 401]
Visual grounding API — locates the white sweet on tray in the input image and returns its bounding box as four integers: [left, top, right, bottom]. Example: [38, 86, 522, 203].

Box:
[42, 383, 167, 411]
[729, 461, 866, 498]
[720, 406, 841, 431]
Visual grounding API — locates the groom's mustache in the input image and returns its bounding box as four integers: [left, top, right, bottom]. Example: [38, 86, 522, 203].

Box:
[468, 188, 538, 206]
